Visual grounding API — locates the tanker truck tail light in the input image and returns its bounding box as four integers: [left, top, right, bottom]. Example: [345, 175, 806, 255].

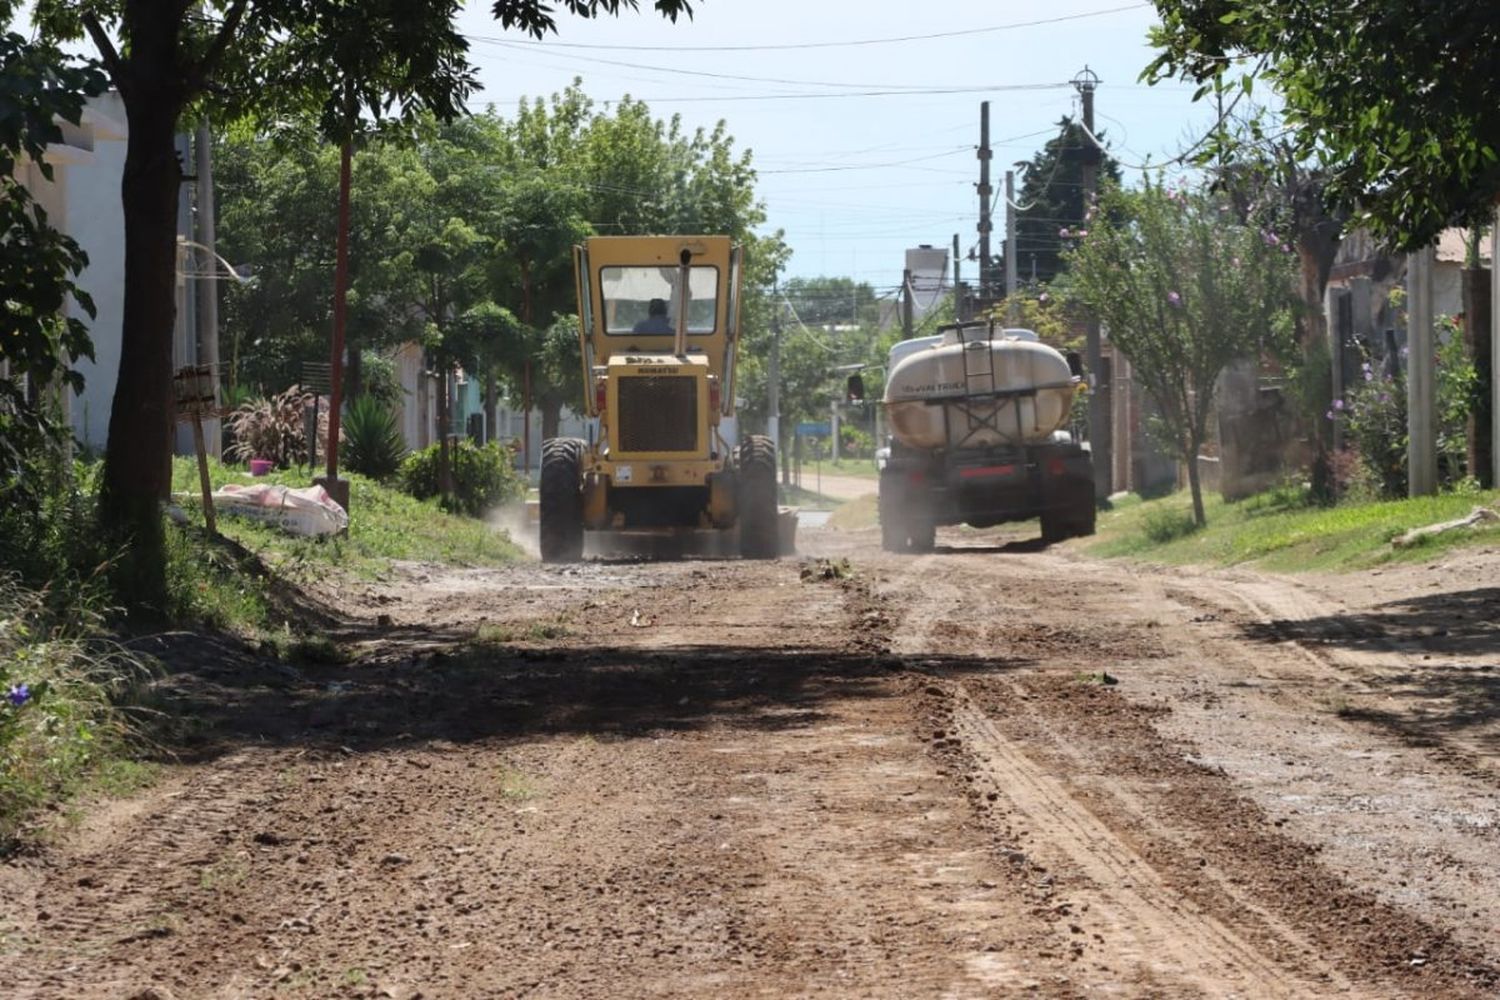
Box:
[1047, 457, 1068, 477]
[908, 471, 925, 485]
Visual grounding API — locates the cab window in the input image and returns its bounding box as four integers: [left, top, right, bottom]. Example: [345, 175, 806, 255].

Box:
[600, 265, 719, 336]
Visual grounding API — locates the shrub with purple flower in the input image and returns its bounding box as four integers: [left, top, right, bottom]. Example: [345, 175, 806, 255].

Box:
[1330, 320, 1478, 497]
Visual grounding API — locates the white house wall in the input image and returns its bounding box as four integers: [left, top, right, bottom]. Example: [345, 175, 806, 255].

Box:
[65, 93, 128, 453]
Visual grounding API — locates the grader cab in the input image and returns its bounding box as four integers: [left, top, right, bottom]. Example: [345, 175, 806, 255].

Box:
[538, 235, 782, 562]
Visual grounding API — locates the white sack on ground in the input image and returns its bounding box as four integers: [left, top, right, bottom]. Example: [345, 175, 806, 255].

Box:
[213, 483, 349, 537]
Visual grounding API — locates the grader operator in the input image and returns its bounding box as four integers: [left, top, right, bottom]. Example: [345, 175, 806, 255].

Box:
[538, 235, 782, 562]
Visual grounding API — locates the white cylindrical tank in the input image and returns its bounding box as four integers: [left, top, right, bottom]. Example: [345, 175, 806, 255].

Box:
[883, 333, 1077, 449]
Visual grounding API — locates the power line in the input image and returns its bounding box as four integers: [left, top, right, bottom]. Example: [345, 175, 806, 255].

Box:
[761, 149, 972, 175]
[472, 38, 1029, 93]
[624, 83, 1072, 104]
[468, 4, 1151, 53]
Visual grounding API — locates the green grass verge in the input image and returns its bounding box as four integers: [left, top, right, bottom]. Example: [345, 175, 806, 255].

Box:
[171, 458, 522, 578]
[819, 458, 881, 480]
[165, 457, 523, 635]
[0, 578, 158, 852]
[826, 493, 879, 531]
[780, 482, 846, 510]
[1088, 483, 1500, 572]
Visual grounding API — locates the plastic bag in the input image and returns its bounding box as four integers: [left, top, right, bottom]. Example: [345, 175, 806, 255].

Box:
[213, 483, 349, 536]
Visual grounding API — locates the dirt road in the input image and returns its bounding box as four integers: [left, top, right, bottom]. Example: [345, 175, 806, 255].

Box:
[4, 524, 1499, 998]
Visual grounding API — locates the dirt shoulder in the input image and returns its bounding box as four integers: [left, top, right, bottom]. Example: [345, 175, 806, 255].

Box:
[2, 526, 1497, 998]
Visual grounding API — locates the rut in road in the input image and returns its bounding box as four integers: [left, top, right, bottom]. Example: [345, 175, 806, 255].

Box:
[879, 556, 1341, 996]
[869, 544, 1500, 998]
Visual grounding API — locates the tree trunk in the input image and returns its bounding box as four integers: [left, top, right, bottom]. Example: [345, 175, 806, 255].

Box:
[98, 80, 185, 609]
[437, 368, 453, 499]
[483, 365, 497, 443]
[1462, 267, 1493, 487]
[1185, 436, 1206, 527]
[541, 397, 562, 441]
[347, 345, 363, 400]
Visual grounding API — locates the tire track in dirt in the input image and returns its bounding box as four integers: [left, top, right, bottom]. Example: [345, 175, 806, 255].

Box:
[2, 752, 279, 999]
[946, 688, 1337, 998]
[874, 552, 1339, 996]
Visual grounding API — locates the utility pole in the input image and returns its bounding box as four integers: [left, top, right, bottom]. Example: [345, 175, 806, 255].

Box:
[1407, 246, 1438, 496]
[1074, 66, 1110, 500]
[1005, 168, 1019, 326]
[194, 122, 221, 459]
[769, 280, 783, 484]
[902, 268, 915, 338]
[977, 101, 993, 302]
[1492, 213, 1500, 488]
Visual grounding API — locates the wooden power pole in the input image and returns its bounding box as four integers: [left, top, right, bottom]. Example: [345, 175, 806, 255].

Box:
[1074, 66, 1110, 500]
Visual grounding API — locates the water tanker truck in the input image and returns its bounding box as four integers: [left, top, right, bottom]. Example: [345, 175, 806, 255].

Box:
[874, 321, 1096, 551]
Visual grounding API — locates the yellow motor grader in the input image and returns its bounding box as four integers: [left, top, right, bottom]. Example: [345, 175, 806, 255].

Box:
[538, 235, 783, 562]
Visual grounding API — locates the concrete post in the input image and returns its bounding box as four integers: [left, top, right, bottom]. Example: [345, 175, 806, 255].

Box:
[195, 122, 221, 458]
[1407, 246, 1437, 496]
[1325, 286, 1343, 453]
[1492, 212, 1500, 488]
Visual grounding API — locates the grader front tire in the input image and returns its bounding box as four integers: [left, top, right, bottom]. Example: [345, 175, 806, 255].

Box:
[737, 435, 779, 559]
[539, 438, 585, 563]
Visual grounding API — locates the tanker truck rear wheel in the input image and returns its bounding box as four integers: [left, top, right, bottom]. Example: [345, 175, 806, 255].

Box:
[539, 438, 585, 563]
[1041, 479, 1096, 544]
[737, 435, 778, 558]
[879, 473, 935, 553]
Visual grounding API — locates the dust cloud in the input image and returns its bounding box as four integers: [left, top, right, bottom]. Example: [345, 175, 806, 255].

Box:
[489, 502, 540, 559]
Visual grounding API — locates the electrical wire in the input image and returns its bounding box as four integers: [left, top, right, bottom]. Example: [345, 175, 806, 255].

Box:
[472, 37, 1030, 93]
[627, 83, 1073, 104]
[468, 5, 1151, 53]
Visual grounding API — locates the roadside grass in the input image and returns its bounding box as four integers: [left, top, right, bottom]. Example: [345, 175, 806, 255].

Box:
[474, 620, 570, 644]
[820, 457, 881, 479]
[165, 457, 523, 637]
[170, 457, 522, 580]
[826, 493, 878, 531]
[1088, 483, 1500, 572]
[0, 576, 158, 852]
[780, 482, 845, 510]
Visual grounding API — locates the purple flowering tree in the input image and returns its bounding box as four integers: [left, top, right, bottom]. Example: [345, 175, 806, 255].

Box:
[1068, 178, 1297, 525]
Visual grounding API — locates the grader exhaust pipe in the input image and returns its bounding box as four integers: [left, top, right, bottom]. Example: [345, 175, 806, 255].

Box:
[674, 247, 692, 356]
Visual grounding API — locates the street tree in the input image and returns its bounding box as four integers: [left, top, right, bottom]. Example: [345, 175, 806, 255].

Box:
[32, 0, 693, 608]
[1068, 180, 1296, 526]
[1146, 0, 1500, 250]
[995, 118, 1121, 287]
[215, 129, 436, 393]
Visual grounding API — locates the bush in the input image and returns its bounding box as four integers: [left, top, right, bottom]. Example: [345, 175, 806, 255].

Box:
[226, 385, 332, 469]
[399, 440, 526, 517]
[1333, 321, 1478, 499]
[1143, 507, 1200, 543]
[342, 395, 406, 481]
[839, 425, 873, 459]
[0, 575, 155, 849]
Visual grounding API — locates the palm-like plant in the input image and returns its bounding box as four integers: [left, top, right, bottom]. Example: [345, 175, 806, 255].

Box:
[341, 395, 406, 481]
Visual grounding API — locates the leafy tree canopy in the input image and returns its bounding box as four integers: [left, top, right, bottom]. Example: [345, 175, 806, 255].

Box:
[1146, 0, 1500, 249]
[1068, 179, 1296, 524]
[995, 117, 1121, 288]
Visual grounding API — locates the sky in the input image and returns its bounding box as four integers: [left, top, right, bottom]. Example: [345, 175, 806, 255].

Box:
[452, 0, 1221, 294]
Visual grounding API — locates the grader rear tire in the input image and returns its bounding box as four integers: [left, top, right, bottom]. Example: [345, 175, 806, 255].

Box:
[737, 434, 779, 559]
[539, 438, 585, 563]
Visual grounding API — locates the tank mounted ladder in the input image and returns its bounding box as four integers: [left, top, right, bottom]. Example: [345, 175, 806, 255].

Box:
[945, 321, 1030, 451]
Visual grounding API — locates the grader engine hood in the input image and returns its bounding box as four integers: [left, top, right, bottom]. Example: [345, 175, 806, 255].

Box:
[605, 355, 714, 459]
